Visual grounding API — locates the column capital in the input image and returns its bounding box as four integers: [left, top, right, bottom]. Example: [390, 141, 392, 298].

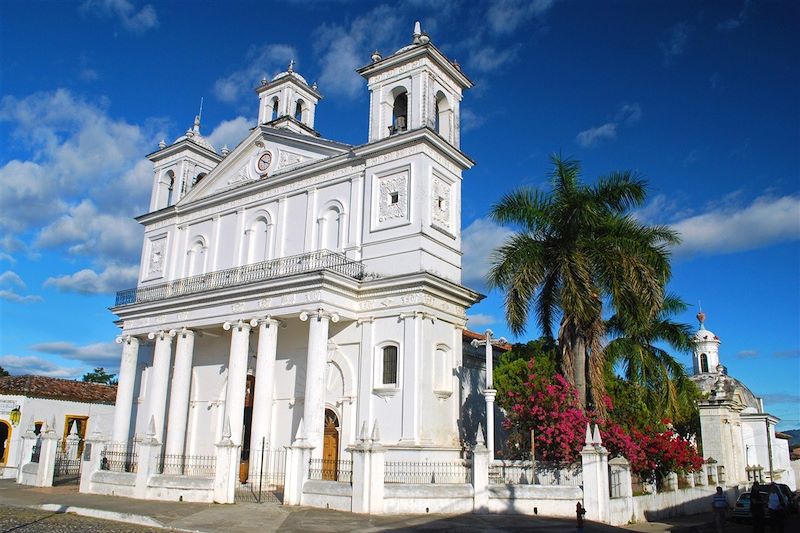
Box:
[148, 329, 175, 341]
[250, 315, 283, 328]
[299, 308, 339, 323]
[223, 319, 252, 332]
[483, 388, 497, 401]
[169, 326, 195, 339]
[115, 334, 141, 345]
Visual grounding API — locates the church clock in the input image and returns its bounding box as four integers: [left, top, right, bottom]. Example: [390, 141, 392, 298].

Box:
[256, 152, 272, 174]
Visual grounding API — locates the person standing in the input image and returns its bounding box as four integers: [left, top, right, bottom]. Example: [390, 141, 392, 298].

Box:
[576, 501, 586, 533]
[751, 482, 765, 533]
[767, 483, 786, 533]
[712, 486, 728, 532]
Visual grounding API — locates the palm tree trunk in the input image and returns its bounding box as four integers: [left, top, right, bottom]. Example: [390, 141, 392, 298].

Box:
[573, 335, 587, 409]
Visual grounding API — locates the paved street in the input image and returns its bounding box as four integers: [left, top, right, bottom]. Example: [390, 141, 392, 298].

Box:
[0, 505, 162, 533]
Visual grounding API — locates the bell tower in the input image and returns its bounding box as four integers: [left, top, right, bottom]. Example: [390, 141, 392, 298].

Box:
[256, 61, 322, 136]
[358, 21, 472, 147]
[692, 311, 721, 374]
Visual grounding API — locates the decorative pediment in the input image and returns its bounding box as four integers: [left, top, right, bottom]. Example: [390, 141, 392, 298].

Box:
[178, 126, 350, 205]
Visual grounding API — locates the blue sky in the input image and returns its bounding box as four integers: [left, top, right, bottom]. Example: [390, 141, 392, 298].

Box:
[1, 1, 798, 429]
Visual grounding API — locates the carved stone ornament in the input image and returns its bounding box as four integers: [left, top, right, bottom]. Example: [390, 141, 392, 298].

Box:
[148, 238, 166, 276]
[227, 164, 256, 186]
[431, 177, 451, 231]
[276, 150, 306, 171]
[378, 172, 408, 222]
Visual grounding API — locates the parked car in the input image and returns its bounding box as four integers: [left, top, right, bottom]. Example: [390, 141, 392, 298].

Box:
[775, 483, 799, 514]
[733, 492, 754, 520]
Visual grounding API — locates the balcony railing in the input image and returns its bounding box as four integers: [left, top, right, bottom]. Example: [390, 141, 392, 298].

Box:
[115, 250, 364, 307]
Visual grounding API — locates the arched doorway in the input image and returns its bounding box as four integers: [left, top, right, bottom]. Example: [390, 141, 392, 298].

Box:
[0, 421, 11, 465]
[322, 408, 339, 480]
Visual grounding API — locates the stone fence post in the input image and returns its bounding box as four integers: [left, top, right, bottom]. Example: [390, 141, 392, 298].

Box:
[368, 427, 385, 515]
[35, 423, 59, 487]
[16, 424, 38, 483]
[135, 416, 162, 499]
[348, 421, 385, 514]
[580, 424, 610, 523]
[609, 456, 632, 499]
[472, 423, 490, 513]
[213, 417, 241, 504]
[283, 421, 314, 506]
[79, 432, 108, 494]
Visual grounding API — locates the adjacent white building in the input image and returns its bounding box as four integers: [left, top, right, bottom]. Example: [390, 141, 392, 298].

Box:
[690, 312, 795, 490]
[107, 22, 485, 483]
[0, 375, 116, 479]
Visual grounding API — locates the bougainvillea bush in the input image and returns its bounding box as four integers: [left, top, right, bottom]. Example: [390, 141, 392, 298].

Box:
[500, 360, 703, 481]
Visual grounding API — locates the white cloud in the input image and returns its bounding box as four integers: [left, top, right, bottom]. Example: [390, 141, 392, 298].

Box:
[671, 195, 800, 257]
[615, 102, 642, 124]
[0, 270, 25, 288]
[461, 108, 486, 133]
[717, 0, 752, 32]
[0, 354, 81, 378]
[486, 0, 556, 35]
[466, 313, 498, 328]
[0, 253, 15, 264]
[576, 123, 617, 147]
[81, 0, 159, 34]
[461, 217, 514, 289]
[44, 264, 139, 295]
[737, 349, 758, 359]
[31, 341, 119, 369]
[0, 290, 43, 304]
[206, 116, 253, 152]
[660, 22, 689, 63]
[214, 44, 297, 105]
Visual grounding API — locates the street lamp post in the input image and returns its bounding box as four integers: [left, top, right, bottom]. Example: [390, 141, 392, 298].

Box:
[471, 329, 508, 463]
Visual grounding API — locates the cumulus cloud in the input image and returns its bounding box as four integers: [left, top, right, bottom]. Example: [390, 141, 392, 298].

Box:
[671, 195, 800, 257]
[0, 354, 82, 378]
[206, 116, 253, 152]
[214, 44, 297, 105]
[486, 0, 556, 35]
[461, 217, 514, 290]
[44, 264, 139, 295]
[466, 313, 498, 328]
[0, 270, 42, 303]
[660, 22, 689, 63]
[31, 341, 120, 369]
[0, 290, 43, 304]
[81, 0, 159, 34]
[576, 123, 617, 147]
[0, 271, 25, 288]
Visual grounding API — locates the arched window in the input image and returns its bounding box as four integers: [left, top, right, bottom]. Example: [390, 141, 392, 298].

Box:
[382, 345, 398, 386]
[192, 172, 207, 187]
[165, 170, 175, 207]
[247, 217, 272, 263]
[318, 206, 342, 251]
[294, 100, 304, 122]
[271, 98, 279, 121]
[186, 238, 207, 276]
[434, 344, 451, 393]
[391, 89, 408, 134]
[700, 353, 709, 373]
[434, 91, 451, 140]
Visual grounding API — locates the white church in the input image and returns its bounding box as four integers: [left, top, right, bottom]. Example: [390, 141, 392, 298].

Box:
[107, 21, 483, 485]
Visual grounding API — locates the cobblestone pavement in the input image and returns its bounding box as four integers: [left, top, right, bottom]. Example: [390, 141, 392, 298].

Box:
[0, 505, 166, 533]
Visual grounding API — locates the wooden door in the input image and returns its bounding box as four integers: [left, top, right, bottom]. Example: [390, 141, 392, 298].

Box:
[322, 409, 339, 481]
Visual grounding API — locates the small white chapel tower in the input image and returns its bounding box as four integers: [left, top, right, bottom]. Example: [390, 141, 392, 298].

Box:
[692, 310, 720, 374]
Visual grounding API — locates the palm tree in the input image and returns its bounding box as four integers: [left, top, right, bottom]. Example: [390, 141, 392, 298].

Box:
[488, 155, 679, 411]
[604, 295, 699, 425]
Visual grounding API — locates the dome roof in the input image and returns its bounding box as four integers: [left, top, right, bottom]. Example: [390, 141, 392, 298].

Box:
[690, 371, 760, 411]
[693, 328, 719, 342]
[173, 116, 215, 153]
[272, 70, 308, 85]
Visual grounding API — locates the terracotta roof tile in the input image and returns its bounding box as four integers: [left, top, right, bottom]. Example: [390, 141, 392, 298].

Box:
[0, 375, 117, 404]
[462, 329, 512, 351]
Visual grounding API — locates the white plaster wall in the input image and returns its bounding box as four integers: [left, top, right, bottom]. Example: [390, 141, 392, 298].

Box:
[383, 483, 474, 514]
[610, 486, 741, 525]
[488, 485, 582, 517]
[301, 480, 353, 511]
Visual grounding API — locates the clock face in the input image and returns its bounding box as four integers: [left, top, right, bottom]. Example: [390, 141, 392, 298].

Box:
[257, 152, 272, 174]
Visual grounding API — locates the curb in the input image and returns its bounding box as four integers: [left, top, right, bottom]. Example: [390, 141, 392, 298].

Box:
[33, 503, 202, 532]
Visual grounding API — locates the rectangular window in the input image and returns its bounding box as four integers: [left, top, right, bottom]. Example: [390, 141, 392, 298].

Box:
[382, 346, 398, 385]
[390, 192, 399, 205]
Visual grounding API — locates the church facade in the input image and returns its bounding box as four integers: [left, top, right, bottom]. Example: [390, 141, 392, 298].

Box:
[690, 312, 795, 490]
[108, 23, 484, 482]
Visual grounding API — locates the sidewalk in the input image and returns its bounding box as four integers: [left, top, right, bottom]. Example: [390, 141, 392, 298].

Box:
[0, 479, 725, 532]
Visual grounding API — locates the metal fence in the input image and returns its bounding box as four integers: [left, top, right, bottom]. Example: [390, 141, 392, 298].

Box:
[234, 442, 287, 504]
[308, 458, 353, 484]
[157, 454, 216, 477]
[30, 439, 42, 464]
[53, 438, 82, 485]
[610, 466, 624, 498]
[115, 250, 365, 306]
[100, 443, 138, 473]
[489, 460, 583, 487]
[384, 460, 471, 484]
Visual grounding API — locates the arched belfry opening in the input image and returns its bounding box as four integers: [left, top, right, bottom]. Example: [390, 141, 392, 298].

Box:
[390, 88, 408, 135]
[434, 91, 452, 141]
[294, 100, 304, 122]
[271, 98, 279, 121]
[700, 353, 709, 373]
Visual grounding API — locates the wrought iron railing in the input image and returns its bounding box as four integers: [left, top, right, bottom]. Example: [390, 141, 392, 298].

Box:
[115, 250, 365, 307]
[157, 454, 216, 477]
[54, 438, 82, 478]
[308, 458, 352, 483]
[30, 439, 42, 463]
[384, 460, 471, 484]
[100, 443, 138, 473]
[488, 460, 583, 486]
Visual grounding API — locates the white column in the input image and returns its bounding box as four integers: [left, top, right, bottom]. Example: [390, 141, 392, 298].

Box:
[249, 317, 280, 456]
[485, 389, 497, 462]
[164, 328, 195, 457]
[112, 335, 140, 443]
[299, 309, 338, 458]
[146, 330, 175, 443]
[223, 319, 252, 446]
